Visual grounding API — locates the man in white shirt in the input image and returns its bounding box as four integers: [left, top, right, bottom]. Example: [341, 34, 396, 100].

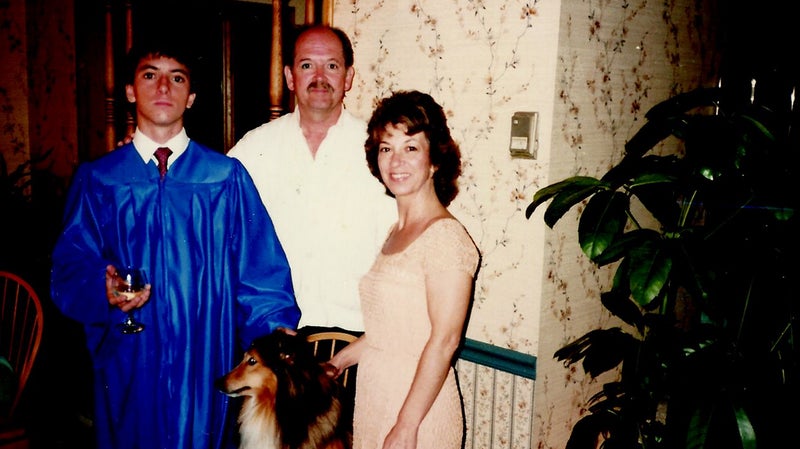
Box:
[228, 25, 395, 336]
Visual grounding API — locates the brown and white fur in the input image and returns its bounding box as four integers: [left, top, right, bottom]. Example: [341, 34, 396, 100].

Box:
[215, 330, 351, 449]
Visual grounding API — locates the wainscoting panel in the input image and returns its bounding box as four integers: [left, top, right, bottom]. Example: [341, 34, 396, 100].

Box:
[457, 339, 537, 449]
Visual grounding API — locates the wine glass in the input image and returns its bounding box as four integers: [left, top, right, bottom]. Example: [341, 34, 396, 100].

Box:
[113, 266, 147, 334]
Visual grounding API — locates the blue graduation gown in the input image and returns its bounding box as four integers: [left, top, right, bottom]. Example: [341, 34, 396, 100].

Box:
[50, 142, 300, 449]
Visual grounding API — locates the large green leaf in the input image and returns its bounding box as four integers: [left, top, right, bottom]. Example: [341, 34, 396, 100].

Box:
[525, 176, 600, 218]
[526, 179, 574, 217]
[593, 229, 661, 267]
[685, 403, 712, 449]
[685, 397, 756, 449]
[602, 153, 679, 187]
[554, 328, 637, 378]
[601, 289, 643, 329]
[733, 403, 757, 449]
[628, 172, 686, 229]
[623, 117, 684, 158]
[527, 177, 608, 228]
[578, 191, 628, 260]
[628, 171, 679, 189]
[566, 409, 644, 449]
[643, 87, 721, 121]
[627, 239, 673, 307]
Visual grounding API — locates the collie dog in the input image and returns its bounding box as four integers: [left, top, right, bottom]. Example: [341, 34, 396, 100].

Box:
[215, 330, 350, 449]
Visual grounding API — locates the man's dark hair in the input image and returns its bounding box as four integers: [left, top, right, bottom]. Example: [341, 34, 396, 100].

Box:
[285, 24, 354, 68]
[124, 37, 199, 92]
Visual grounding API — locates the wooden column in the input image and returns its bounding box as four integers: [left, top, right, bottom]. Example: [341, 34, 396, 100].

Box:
[124, 1, 134, 137]
[104, 1, 135, 151]
[305, 0, 332, 26]
[322, 0, 333, 25]
[305, 0, 315, 24]
[269, 0, 285, 120]
[222, 18, 235, 151]
[104, 1, 115, 152]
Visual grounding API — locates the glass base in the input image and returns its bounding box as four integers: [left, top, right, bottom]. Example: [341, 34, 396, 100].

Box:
[118, 316, 145, 334]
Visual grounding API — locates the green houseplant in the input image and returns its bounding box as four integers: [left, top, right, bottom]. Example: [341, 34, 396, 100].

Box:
[527, 87, 797, 449]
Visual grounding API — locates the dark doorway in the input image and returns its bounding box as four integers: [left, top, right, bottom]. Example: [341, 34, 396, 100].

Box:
[75, 0, 295, 159]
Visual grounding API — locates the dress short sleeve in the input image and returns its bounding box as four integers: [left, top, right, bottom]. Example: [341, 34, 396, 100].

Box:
[422, 218, 480, 276]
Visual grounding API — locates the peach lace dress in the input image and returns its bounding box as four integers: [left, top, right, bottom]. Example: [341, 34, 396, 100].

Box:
[353, 218, 479, 449]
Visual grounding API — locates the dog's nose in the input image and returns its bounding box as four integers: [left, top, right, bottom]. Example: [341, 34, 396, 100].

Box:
[213, 376, 226, 393]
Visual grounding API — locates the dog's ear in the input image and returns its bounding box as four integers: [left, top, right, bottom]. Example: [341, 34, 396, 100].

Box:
[273, 331, 302, 366]
[278, 350, 296, 365]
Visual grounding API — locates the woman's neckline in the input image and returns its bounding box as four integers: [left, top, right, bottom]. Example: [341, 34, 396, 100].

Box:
[380, 216, 453, 256]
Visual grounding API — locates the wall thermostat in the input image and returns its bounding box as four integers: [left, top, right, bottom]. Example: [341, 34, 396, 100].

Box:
[509, 111, 538, 159]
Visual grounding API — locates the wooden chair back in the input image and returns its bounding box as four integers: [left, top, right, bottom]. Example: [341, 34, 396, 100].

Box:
[0, 271, 43, 449]
[0, 272, 43, 419]
[306, 331, 357, 388]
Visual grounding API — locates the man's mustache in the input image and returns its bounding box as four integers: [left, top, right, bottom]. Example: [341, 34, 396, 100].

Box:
[307, 81, 333, 92]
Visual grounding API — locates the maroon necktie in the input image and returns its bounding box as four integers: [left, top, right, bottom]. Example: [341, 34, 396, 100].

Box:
[155, 147, 173, 179]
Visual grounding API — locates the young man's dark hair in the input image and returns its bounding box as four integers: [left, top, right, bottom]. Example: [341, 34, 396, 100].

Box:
[124, 37, 199, 91]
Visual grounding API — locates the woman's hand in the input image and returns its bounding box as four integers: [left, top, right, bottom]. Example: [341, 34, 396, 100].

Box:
[382, 422, 419, 449]
[321, 362, 341, 378]
[116, 132, 135, 147]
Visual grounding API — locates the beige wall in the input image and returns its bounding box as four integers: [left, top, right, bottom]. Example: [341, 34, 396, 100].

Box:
[332, 0, 719, 447]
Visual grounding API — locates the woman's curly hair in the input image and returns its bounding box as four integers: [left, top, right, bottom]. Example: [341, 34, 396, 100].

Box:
[365, 90, 462, 206]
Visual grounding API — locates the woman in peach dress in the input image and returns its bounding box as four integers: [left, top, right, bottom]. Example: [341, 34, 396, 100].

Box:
[329, 90, 479, 449]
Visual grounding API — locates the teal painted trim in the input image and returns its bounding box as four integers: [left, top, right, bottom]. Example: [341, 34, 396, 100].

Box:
[458, 338, 537, 380]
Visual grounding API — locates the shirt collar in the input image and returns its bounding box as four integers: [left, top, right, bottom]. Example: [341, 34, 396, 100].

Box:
[132, 128, 190, 168]
[294, 105, 346, 129]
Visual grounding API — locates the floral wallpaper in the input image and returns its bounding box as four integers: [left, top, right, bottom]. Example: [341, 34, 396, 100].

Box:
[0, 0, 76, 184]
[337, 0, 557, 355]
[0, 0, 31, 172]
[333, 0, 719, 448]
[25, 0, 78, 180]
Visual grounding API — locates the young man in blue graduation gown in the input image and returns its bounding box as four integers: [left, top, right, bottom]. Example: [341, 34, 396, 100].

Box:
[50, 39, 300, 449]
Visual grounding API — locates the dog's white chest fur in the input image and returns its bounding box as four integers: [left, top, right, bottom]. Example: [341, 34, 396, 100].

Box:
[238, 398, 281, 449]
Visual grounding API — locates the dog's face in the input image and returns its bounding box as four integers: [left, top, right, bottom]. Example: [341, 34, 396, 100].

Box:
[216, 344, 278, 399]
[215, 330, 349, 449]
[215, 331, 315, 400]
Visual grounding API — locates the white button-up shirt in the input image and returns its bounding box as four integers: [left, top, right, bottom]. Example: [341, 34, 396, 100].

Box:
[228, 108, 396, 331]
